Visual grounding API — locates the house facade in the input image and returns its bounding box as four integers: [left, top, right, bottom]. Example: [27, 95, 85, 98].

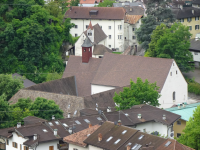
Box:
[189, 38, 200, 67]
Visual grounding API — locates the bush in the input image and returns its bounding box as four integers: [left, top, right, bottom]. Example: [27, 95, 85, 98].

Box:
[186, 78, 200, 95]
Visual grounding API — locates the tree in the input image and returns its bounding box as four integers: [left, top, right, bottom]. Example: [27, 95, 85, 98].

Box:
[29, 97, 64, 120]
[178, 105, 200, 149]
[0, 74, 24, 101]
[70, 0, 80, 6]
[135, 0, 175, 50]
[97, 0, 115, 7]
[113, 78, 160, 110]
[45, 72, 63, 82]
[147, 23, 194, 72]
[11, 98, 33, 111]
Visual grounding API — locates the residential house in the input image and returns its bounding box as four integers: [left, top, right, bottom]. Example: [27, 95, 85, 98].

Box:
[189, 38, 200, 67]
[12, 73, 36, 88]
[80, 104, 181, 138]
[63, 49, 188, 108]
[172, 7, 200, 38]
[82, 121, 193, 150]
[79, 0, 100, 7]
[113, 2, 145, 8]
[0, 116, 69, 150]
[192, 0, 200, 8]
[165, 102, 200, 138]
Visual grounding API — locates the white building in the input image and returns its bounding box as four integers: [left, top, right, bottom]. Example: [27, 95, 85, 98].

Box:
[189, 38, 200, 67]
[65, 6, 144, 52]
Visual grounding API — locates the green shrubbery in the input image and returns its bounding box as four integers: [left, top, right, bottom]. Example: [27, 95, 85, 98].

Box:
[186, 77, 200, 95]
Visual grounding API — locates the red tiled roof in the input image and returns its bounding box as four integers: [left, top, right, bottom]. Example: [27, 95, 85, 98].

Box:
[63, 125, 100, 147]
[80, 0, 99, 4]
[124, 15, 143, 24]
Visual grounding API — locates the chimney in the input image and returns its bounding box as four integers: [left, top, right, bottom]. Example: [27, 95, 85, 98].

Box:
[180, 5, 183, 10]
[68, 113, 71, 118]
[81, 37, 93, 63]
[118, 120, 121, 126]
[127, 145, 131, 150]
[17, 122, 21, 128]
[33, 134, 37, 140]
[162, 114, 166, 120]
[107, 107, 111, 112]
[192, 10, 194, 15]
[68, 128, 72, 134]
[52, 115, 55, 120]
[98, 133, 102, 142]
[138, 114, 142, 119]
[89, 123, 92, 128]
[54, 129, 58, 136]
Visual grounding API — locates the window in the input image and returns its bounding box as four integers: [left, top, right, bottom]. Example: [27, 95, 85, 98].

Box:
[187, 17, 192, 22]
[75, 34, 78, 37]
[6, 139, 9, 145]
[122, 130, 127, 134]
[180, 18, 184, 22]
[109, 45, 111, 48]
[43, 129, 48, 132]
[84, 119, 90, 123]
[73, 149, 78, 150]
[118, 25, 122, 30]
[12, 142, 18, 148]
[48, 122, 53, 126]
[195, 25, 199, 30]
[24, 146, 29, 150]
[108, 26, 111, 29]
[176, 70, 178, 74]
[195, 16, 199, 21]
[109, 35, 111, 39]
[75, 120, 81, 124]
[195, 52, 198, 55]
[170, 72, 172, 76]
[75, 25, 78, 28]
[55, 121, 60, 125]
[137, 20, 139, 23]
[106, 136, 113, 142]
[63, 123, 68, 127]
[189, 26, 192, 31]
[114, 139, 121, 144]
[132, 36, 136, 39]
[177, 120, 181, 125]
[86, 25, 88, 29]
[100, 26, 102, 29]
[118, 35, 122, 39]
[49, 146, 53, 150]
[177, 133, 181, 138]
[88, 32, 92, 36]
[20, 144, 22, 150]
[138, 135, 144, 140]
[132, 28, 135, 31]
[173, 92, 176, 101]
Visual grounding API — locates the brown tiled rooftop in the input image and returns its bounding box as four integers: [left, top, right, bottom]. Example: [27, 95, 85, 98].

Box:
[63, 125, 100, 147]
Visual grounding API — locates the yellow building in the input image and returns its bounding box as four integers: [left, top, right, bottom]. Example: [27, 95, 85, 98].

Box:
[165, 102, 200, 138]
[172, 7, 200, 38]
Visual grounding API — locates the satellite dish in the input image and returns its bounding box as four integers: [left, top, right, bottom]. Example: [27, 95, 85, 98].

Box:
[98, 110, 102, 115]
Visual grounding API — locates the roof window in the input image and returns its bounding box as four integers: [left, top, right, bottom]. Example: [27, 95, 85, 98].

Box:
[43, 129, 48, 132]
[132, 144, 142, 150]
[48, 122, 53, 126]
[55, 121, 60, 125]
[84, 119, 90, 123]
[89, 10, 98, 16]
[165, 141, 171, 147]
[68, 104, 70, 108]
[75, 120, 81, 124]
[63, 123, 68, 127]
[114, 139, 121, 144]
[122, 130, 127, 134]
[106, 136, 113, 142]
[138, 135, 144, 140]
[125, 113, 129, 116]
[97, 117, 102, 121]
[126, 142, 132, 147]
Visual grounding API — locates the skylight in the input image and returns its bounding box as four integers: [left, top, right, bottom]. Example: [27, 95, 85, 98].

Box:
[165, 141, 171, 147]
[68, 104, 70, 108]
[138, 135, 144, 140]
[48, 122, 53, 126]
[131, 144, 142, 150]
[126, 143, 132, 147]
[122, 130, 127, 134]
[75, 120, 81, 124]
[84, 119, 90, 123]
[114, 139, 121, 144]
[63, 123, 68, 127]
[97, 117, 102, 121]
[55, 121, 60, 125]
[43, 129, 48, 132]
[125, 113, 129, 116]
[106, 136, 113, 142]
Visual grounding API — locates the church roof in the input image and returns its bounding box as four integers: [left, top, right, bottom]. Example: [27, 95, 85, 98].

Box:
[81, 37, 93, 47]
[87, 21, 93, 30]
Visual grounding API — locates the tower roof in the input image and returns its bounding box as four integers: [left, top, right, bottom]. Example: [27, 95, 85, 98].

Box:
[87, 21, 93, 30]
[82, 37, 93, 47]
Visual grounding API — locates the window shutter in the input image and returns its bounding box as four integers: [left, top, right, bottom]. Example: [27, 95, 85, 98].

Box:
[24, 146, 26, 150]
[12, 142, 14, 147]
[16, 143, 18, 148]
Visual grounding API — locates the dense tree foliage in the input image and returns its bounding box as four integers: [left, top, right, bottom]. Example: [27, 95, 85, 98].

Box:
[135, 0, 175, 50]
[97, 0, 115, 7]
[113, 78, 160, 110]
[146, 23, 194, 72]
[0, 0, 75, 83]
[0, 74, 24, 101]
[45, 72, 63, 82]
[178, 105, 200, 149]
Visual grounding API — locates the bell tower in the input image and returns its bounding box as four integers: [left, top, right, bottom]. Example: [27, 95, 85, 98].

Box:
[81, 37, 93, 63]
[87, 21, 94, 43]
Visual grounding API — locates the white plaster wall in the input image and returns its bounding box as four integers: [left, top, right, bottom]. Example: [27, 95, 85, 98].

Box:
[6, 132, 27, 150]
[36, 140, 59, 150]
[69, 143, 89, 150]
[191, 51, 200, 62]
[159, 61, 188, 108]
[78, 4, 98, 7]
[70, 19, 124, 51]
[75, 33, 85, 56]
[91, 84, 115, 95]
[89, 145, 103, 150]
[134, 122, 168, 137]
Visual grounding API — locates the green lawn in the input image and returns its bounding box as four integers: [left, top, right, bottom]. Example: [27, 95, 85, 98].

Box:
[112, 52, 122, 54]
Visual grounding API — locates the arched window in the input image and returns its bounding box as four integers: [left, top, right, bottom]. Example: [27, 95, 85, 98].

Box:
[173, 92, 176, 100]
